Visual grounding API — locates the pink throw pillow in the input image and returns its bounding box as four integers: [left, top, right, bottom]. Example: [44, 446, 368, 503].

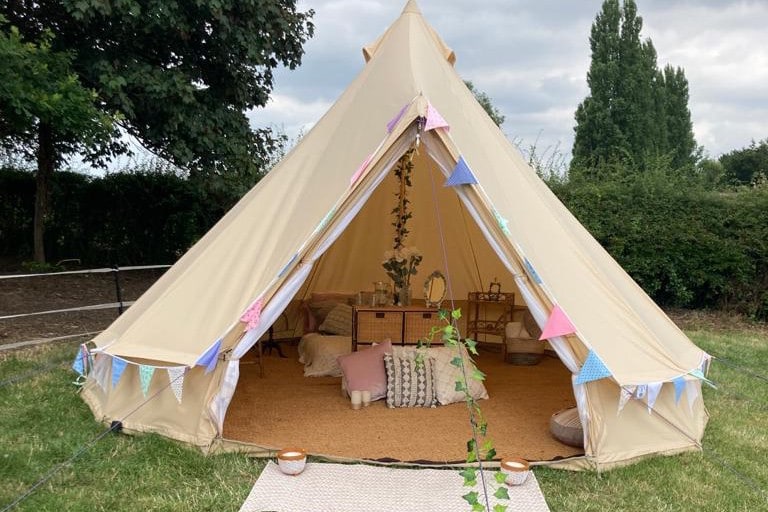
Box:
[337, 340, 392, 401]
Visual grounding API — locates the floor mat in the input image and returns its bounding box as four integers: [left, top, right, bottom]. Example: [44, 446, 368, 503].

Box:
[239, 461, 550, 512]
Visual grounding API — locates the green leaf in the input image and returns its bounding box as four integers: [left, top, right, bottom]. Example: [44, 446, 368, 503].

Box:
[494, 486, 510, 500]
[472, 503, 485, 512]
[455, 380, 467, 392]
[438, 309, 448, 321]
[471, 367, 486, 382]
[485, 447, 497, 461]
[459, 467, 477, 486]
[465, 338, 478, 355]
[451, 308, 462, 320]
[493, 505, 508, 512]
[494, 471, 507, 484]
[462, 491, 479, 506]
[450, 356, 463, 368]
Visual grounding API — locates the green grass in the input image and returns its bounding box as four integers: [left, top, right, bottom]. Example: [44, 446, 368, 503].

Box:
[1, 328, 766, 511]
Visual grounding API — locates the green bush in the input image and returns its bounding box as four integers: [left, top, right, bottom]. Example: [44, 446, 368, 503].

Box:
[551, 169, 768, 320]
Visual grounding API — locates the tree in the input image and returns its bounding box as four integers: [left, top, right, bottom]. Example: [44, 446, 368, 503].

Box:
[720, 139, 768, 186]
[1, 1, 314, 262]
[0, 16, 116, 263]
[465, 81, 505, 127]
[571, 0, 697, 175]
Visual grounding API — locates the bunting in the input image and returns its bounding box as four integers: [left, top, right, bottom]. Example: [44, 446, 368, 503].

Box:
[386, 103, 409, 133]
[139, 365, 155, 397]
[424, 103, 449, 132]
[167, 367, 186, 403]
[350, 154, 373, 185]
[539, 305, 576, 340]
[91, 354, 111, 391]
[523, 258, 542, 285]
[240, 299, 264, 332]
[196, 339, 222, 374]
[444, 156, 478, 186]
[492, 209, 510, 236]
[635, 384, 647, 399]
[575, 350, 612, 384]
[686, 381, 699, 413]
[72, 346, 86, 376]
[111, 358, 128, 389]
[673, 376, 686, 404]
[646, 382, 663, 412]
[617, 385, 635, 414]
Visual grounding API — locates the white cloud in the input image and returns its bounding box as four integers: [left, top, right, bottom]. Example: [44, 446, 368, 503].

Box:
[253, 0, 768, 161]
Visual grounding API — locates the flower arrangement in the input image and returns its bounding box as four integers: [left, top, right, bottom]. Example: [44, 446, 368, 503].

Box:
[381, 149, 422, 304]
[382, 246, 423, 291]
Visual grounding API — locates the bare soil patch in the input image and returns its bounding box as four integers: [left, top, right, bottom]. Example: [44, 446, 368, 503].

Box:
[0, 268, 165, 346]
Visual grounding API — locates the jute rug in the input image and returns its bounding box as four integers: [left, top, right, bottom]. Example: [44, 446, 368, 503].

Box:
[224, 345, 582, 464]
[239, 461, 550, 512]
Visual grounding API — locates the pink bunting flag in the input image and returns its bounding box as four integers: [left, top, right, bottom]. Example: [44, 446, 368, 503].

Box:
[240, 299, 263, 332]
[424, 103, 449, 132]
[350, 154, 373, 185]
[539, 305, 576, 340]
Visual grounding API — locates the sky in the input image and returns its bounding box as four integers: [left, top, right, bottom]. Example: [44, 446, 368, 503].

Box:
[248, 0, 768, 163]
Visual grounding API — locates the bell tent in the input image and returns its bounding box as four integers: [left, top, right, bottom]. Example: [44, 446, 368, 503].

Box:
[80, 0, 709, 470]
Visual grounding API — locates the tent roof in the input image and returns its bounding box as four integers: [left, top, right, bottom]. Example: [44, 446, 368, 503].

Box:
[93, 0, 705, 387]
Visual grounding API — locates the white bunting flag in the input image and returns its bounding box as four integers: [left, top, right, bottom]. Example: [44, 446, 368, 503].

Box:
[167, 367, 186, 404]
[617, 386, 636, 414]
[686, 380, 700, 413]
[646, 382, 664, 413]
[91, 354, 111, 392]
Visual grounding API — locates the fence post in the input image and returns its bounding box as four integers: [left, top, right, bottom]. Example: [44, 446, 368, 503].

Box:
[113, 265, 124, 316]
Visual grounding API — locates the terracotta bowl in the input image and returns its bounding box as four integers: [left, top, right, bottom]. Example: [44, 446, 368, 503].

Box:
[500, 457, 530, 486]
[277, 447, 307, 475]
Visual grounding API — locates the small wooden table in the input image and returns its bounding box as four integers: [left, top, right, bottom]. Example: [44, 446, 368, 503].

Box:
[352, 306, 442, 350]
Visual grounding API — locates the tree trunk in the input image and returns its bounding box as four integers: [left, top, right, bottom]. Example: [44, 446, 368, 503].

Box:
[34, 122, 56, 263]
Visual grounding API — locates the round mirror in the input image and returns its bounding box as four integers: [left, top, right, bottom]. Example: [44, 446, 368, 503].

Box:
[424, 271, 447, 308]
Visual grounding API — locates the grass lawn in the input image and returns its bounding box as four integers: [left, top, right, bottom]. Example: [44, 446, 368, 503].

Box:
[1, 325, 766, 511]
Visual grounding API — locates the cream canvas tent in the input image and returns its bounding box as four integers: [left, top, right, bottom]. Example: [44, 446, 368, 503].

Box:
[80, 0, 709, 470]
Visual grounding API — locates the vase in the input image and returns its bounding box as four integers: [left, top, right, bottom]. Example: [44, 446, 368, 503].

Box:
[396, 285, 412, 306]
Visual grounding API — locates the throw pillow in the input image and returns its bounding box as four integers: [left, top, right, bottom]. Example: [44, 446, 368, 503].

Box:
[337, 340, 392, 401]
[384, 353, 437, 408]
[308, 300, 343, 328]
[319, 303, 353, 336]
[429, 345, 489, 405]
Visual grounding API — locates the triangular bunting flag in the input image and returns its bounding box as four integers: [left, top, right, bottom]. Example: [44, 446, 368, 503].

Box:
[444, 156, 478, 187]
[240, 299, 264, 332]
[167, 367, 186, 403]
[646, 382, 663, 413]
[492, 209, 511, 236]
[617, 385, 636, 414]
[575, 350, 612, 384]
[111, 357, 128, 389]
[72, 347, 86, 376]
[386, 103, 409, 133]
[539, 305, 576, 340]
[196, 339, 222, 374]
[139, 365, 155, 397]
[689, 368, 716, 388]
[424, 102, 449, 132]
[91, 354, 111, 391]
[634, 384, 647, 399]
[350, 154, 373, 185]
[686, 381, 699, 413]
[673, 376, 686, 404]
[524, 258, 542, 285]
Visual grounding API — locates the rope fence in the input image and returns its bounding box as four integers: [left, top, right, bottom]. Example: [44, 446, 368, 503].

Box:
[0, 264, 170, 280]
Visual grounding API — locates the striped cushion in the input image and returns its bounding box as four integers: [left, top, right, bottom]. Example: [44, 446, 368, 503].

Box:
[384, 353, 437, 408]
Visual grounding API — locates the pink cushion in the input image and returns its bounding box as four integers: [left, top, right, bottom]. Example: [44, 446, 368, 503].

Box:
[337, 341, 392, 401]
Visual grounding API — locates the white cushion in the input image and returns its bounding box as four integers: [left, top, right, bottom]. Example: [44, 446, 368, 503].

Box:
[429, 346, 489, 405]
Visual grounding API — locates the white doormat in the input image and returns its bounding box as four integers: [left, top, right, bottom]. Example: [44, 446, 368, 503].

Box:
[239, 461, 550, 512]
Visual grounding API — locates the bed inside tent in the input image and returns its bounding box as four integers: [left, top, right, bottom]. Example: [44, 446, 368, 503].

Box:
[221, 145, 584, 465]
